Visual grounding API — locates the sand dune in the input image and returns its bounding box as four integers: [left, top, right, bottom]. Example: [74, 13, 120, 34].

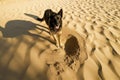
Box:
[0, 0, 120, 80]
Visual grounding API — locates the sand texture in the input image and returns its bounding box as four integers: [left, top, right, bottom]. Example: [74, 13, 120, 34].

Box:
[0, 0, 120, 80]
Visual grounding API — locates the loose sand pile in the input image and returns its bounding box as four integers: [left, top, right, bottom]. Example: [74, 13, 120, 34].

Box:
[0, 0, 120, 80]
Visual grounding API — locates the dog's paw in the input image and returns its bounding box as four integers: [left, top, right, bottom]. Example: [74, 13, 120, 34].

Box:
[56, 43, 63, 49]
[56, 44, 60, 48]
[60, 44, 63, 49]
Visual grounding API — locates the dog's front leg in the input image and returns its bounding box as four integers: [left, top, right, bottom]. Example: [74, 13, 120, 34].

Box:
[52, 34, 57, 43]
[57, 34, 62, 48]
[51, 34, 59, 47]
[51, 32, 62, 48]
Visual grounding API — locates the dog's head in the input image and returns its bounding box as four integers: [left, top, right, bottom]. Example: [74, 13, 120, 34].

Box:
[49, 9, 63, 31]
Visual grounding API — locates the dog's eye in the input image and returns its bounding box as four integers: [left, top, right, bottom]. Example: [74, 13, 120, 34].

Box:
[56, 16, 60, 20]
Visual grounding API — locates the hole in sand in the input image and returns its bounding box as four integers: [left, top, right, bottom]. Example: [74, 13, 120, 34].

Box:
[64, 35, 80, 56]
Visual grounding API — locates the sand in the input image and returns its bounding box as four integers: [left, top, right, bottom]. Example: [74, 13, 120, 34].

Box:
[0, 0, 120, 80]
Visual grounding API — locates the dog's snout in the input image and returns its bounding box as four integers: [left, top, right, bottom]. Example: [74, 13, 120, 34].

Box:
[55, 24, 58, 26]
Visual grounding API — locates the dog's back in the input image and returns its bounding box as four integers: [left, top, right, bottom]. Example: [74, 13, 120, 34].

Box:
[43, 9, 56, 26]
[36, 9, 52, 21]
[37, 9, 54, 24]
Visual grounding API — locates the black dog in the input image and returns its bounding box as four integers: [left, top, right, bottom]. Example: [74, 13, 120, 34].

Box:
[37, 9, 63, 48]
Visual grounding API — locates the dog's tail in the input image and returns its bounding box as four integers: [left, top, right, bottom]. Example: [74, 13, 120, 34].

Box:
[36, 17, 44, 22]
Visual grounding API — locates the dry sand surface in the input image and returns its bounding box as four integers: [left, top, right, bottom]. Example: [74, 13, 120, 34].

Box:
[0, 0, 120, 80]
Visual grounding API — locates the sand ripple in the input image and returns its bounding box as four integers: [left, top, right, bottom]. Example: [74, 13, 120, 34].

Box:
[0, 0, 120, 80]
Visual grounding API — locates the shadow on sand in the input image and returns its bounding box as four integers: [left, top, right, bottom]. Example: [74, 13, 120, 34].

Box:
[24, 13, 40, 20]
[0, 19, 54, 80]
[0, 20, 54, 44]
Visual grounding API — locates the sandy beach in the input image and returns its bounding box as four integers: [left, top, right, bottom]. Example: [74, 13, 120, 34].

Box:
[0, 0, 120, 80]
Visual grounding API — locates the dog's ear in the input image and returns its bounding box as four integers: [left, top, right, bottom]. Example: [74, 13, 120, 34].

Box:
[58, 9, 63, 17]
[48, 9, 52, 17]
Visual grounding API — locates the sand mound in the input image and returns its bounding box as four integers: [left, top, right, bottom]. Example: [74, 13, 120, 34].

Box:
[46, 30, 87, 80]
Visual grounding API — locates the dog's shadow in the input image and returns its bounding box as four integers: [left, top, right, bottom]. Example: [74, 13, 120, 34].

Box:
[0, 20, 54, 44]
